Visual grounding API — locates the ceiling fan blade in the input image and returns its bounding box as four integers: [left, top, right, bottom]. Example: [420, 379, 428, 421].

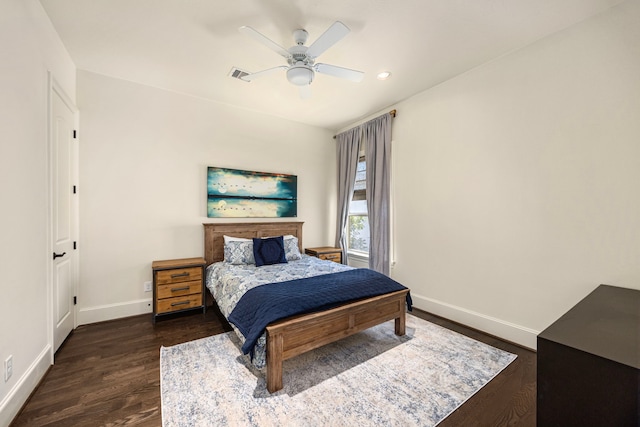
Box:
[315, 63, 364, 82]
[241, 66, 288, 82]
[306, 21, 350, 59]
[298, 85, 312, 100]
[239, 26, 291, 59]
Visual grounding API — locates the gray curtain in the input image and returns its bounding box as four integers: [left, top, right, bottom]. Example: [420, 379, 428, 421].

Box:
[364, 113, 392, 275]
[334, 127, 361, 264]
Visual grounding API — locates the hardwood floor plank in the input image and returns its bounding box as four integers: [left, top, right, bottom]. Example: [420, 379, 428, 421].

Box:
[10, 306, 535, 426]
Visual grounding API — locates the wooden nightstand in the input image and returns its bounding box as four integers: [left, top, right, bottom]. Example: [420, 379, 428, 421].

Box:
[305, 247, 343, 264]
[152, 257, 206, 323]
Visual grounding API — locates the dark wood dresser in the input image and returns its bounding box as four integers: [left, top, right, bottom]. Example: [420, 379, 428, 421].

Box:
[537, 284, 639, 426]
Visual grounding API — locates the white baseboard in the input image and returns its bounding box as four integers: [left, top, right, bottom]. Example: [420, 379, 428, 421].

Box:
[0, 345, 51, 427]
[77, 298, 153, 325]
[411, 292, 539, 350]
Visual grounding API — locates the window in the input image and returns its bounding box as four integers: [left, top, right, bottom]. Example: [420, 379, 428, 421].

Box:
[348, 157, 369, 254]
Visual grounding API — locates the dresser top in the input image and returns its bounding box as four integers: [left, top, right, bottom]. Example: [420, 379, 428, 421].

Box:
[538, 284, 640, 369]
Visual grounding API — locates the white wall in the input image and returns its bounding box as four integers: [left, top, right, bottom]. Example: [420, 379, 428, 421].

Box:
[389, 0, 640, 348]
[0, 0, 76, 424]
[76, 71, 336, 324]
[2, 1, 637, 422]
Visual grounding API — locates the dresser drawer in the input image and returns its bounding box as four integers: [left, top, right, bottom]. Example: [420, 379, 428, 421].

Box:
[157, 280, 202, 300]
[156, 267, 202, 285]
[157, 293, 203, 314]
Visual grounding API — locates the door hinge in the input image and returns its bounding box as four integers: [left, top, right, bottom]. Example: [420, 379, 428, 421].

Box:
[73, 296, 77, 305]
[73, 185, 77, 194]
[73, 130, 77, 139]
[73, 241, 77, 250]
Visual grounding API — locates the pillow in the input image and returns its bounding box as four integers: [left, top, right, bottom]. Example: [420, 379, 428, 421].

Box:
[262, 234, 302, 261]
[253, 236, 287, 267]
[223, 235, 251, 244]
[224, 240, 255, 265]
[283, 236, 302, 261]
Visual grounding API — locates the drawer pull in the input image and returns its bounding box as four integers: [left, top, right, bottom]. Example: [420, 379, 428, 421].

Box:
[171, 286, 190, 292]
[170, 272, 190, 279]
[171, 301, 190, 307]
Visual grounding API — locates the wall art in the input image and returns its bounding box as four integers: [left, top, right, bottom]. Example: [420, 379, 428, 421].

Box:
[207, 167, 297, 218]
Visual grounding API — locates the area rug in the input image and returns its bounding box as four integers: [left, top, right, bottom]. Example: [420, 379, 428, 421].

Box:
[160, 314, 516, 427]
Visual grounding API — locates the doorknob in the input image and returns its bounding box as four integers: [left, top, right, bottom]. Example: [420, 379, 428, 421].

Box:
[53, 252, 66, 260]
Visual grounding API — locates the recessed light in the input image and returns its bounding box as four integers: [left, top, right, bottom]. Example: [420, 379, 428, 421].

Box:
[377, 71, 391, 80]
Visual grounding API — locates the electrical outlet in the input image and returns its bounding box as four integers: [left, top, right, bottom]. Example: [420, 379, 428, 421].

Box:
[143, 281, 152, 292]
[4, 355, 12, 382]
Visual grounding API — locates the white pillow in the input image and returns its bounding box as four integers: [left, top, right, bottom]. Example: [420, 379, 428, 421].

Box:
[223, 235, 251, 244]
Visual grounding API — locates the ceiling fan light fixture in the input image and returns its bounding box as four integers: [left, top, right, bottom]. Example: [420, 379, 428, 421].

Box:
[287, 65, 314, 86]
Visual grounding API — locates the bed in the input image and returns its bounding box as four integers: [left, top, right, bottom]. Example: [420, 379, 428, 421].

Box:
[203, 221, 410, 393]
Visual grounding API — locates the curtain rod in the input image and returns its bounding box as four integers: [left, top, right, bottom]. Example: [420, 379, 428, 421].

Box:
[333, 109, 396, 139]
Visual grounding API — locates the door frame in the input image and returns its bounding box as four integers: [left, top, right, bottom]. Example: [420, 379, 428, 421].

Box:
[47, 73, 79, 362]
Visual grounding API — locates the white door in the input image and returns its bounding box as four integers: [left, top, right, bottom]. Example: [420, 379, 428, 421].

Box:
[51, 80, 78, 353]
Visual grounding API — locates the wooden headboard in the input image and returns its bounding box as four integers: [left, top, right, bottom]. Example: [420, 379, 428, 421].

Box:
[203, 221, 304, 266]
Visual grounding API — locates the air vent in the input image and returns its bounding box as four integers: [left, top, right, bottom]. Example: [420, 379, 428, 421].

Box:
[229, 67, 250, 81]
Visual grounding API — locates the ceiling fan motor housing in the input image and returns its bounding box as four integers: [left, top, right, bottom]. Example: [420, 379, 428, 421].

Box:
[293, 29, 309, 45]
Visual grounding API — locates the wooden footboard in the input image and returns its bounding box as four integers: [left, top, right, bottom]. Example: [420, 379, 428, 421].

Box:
[265, 289, 409, 393]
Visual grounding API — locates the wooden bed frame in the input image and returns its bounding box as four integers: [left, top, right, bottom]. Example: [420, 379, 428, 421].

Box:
[203, 221, 409, 393]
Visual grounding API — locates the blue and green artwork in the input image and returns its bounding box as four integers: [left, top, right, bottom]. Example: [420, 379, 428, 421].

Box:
[207, 167, 297, 218]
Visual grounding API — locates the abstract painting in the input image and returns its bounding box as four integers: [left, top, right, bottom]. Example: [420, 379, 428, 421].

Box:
[207, 167, 297, 218]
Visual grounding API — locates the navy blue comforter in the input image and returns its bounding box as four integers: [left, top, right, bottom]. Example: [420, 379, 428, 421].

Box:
[228, 268, 412, 356]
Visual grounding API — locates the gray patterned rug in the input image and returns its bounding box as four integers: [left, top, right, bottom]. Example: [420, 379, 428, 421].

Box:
[160, 314, 516, 427]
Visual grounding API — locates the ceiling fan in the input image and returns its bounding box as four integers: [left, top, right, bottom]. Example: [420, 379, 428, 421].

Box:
[238, 21, 364, 98]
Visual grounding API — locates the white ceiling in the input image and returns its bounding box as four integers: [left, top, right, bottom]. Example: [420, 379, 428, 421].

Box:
[39, 0, 623, 131]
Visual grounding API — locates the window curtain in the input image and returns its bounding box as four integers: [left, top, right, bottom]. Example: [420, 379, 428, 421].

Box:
[364, 113, 392, 275]
[334, 127, 361, 264]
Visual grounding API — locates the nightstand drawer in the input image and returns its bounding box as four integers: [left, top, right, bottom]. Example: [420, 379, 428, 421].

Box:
[157, 280, 202, 299]
[156, 267, 202, 285]
[319, 253, 341, 263]
[157, 294, 203, 314]
[305, 247, 342, 264]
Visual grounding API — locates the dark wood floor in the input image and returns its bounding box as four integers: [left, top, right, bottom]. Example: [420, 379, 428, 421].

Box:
[11, 306, 536, 426]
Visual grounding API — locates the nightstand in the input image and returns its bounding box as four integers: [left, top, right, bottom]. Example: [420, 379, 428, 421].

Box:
[305, 247, 342, 264]
[152, 257, 206, 323]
